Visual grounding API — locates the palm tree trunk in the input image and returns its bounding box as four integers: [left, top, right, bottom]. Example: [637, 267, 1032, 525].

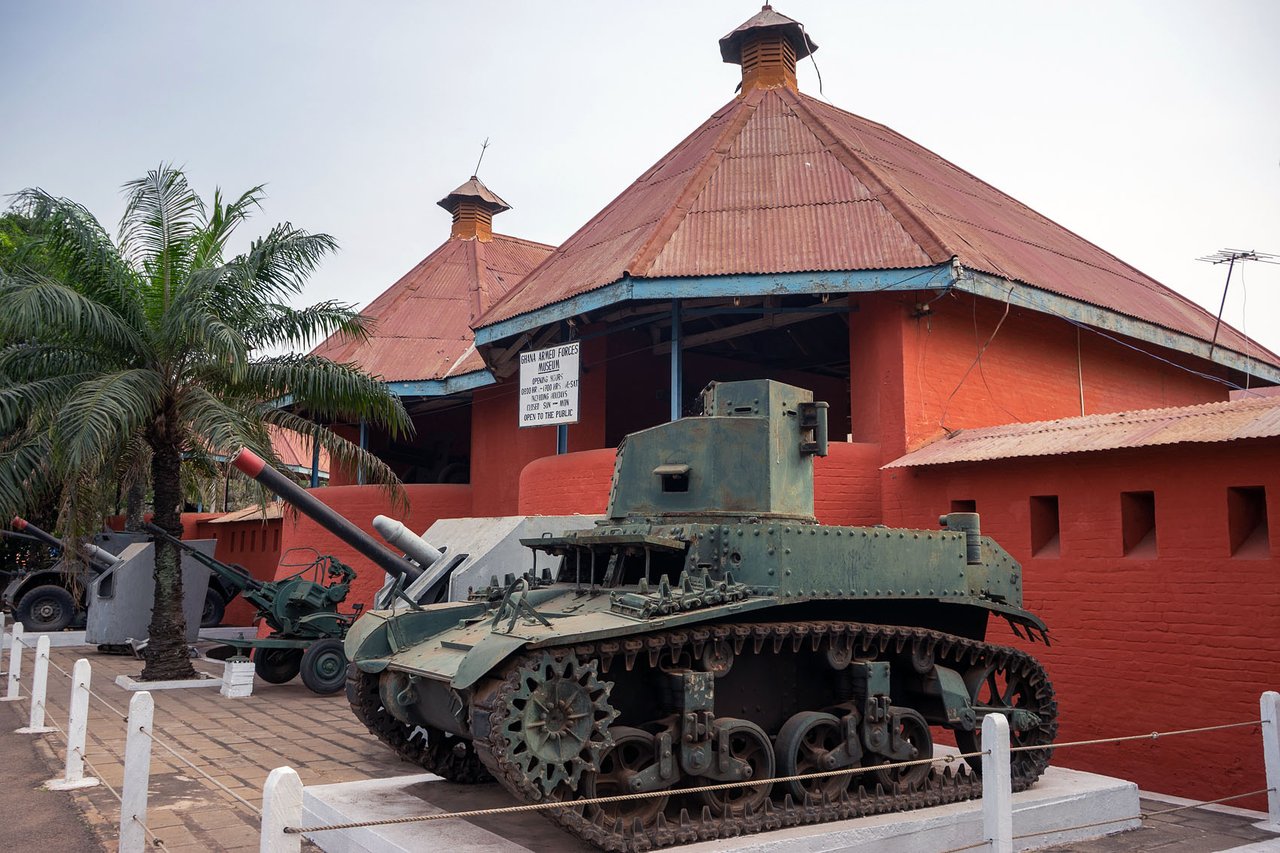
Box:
[140, 439, 196, 681]
[124, 480, 145, 531]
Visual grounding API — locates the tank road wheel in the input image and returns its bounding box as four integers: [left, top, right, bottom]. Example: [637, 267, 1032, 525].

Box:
[254, 647, 302, 684]
[865, 708, 932, 792]
[16, 585, 76, 632]
[693, 719, 775, 816]
[580, 726, 670, 826]
[776, 711, 849, 803]
[500, 652, 618, 798]
[300, 639, 348, 694]
[955, 658, 1058, 787]
[426, 729, 492, 784]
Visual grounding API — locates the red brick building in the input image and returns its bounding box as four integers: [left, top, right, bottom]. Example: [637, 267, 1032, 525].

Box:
[293, 6, 1279, 803]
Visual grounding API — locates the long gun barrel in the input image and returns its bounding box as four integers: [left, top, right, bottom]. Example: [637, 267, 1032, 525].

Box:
[143, 523, 264, 592]
[12, 517, 123, 569]
[230, 449, 422, 583]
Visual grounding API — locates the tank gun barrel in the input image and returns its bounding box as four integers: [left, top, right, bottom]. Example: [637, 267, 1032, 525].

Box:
[372, 515, 442, 569]
[12, 517, 123, 569]
[230, 449, 422, 583]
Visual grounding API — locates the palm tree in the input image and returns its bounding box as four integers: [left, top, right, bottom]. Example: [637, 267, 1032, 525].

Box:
[0, 165, 410, 680]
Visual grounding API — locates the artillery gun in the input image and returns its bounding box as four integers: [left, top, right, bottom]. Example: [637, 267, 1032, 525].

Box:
[336, 379, 1058, 851]
[144, 523, 363, 694]
[224, 451, 461, 690]
[3, 518, 236, 633]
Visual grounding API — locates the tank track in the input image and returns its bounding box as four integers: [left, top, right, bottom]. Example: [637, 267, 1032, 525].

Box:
[474, 621, 1056, 852]
[345, 664, 492, 784]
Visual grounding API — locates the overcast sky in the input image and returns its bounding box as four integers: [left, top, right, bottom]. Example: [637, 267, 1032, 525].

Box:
[3, 0, 1278, 362]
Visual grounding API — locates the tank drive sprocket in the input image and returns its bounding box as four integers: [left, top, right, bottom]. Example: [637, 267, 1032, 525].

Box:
[497, 651, 619, 799]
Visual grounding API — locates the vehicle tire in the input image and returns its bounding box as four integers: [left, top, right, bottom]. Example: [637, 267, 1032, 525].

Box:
[300, 639, 348, 695]
[16, 585, 76, 632]
[201, 589, 226, 628]
[254, 647, 303, 684]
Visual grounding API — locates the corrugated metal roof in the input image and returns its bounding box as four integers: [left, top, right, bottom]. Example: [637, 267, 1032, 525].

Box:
[884, 393, 1280, 468]
[207, 502, 284, 524]
[312, 232, 552, 383]
[477, 84, 1272, 366]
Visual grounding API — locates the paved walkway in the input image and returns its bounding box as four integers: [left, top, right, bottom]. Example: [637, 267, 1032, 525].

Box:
[0, 640, 1276, 852]
[3, 643, 406, 851]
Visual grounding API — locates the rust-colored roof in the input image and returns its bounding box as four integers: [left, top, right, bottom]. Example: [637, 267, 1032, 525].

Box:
[438, 177, 511, 214]
[478, 83, 1269, 364]
[207, 502, 284, 523]
[268, 425, 330, 474]
[884, 394, 1280, 468]
[718, 4, 817, 63]
[313, 232, 553, 382]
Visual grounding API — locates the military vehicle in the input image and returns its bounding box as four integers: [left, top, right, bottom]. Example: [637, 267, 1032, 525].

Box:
[278, 379, 1060, 850]
[4, 519, 236, 632]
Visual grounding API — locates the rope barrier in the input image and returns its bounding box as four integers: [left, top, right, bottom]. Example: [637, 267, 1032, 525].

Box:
[1010, 718, 1264, 752]
[140, 726, 263, 818]
[132, 814, 169, 850]
[285, 750, 988, 834]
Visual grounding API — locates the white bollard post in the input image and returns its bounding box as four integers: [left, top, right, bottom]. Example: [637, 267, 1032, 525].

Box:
[1, 623, 24, 702]
[16, 634, 54, 733]
[118, 691, 154, 853]
[0, 612, 7, 675]
[1259, 690, 1280, 833]
[47, 658, 99, 790]
[982, 713, 1014, 853]
[260, 766, 304, 853]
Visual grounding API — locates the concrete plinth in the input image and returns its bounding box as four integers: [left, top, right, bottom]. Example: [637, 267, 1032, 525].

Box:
[302, 764, 1140, 853]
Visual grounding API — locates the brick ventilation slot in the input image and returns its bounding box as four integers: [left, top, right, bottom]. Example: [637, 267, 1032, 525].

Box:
[1227, 486, 1269, 558]
[1029, 495, 1060, 558]
[1121, 490, 1157, 557]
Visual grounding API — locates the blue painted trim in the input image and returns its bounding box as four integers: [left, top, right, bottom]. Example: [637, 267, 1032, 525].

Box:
[955, 269, 1280, 384]
[387, 369, 496, 398]
[473, 267, 950, 346]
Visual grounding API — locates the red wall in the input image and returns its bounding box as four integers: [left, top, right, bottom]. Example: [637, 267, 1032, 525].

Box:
[852, 292, 1229, 460]
[192, 517, 284, 626]
[470, 385, 558, 515]
[519, 448, 617, 515]
[884, 441, 1280, 807]
[274, 483, 473, 609]
[517, 443, 885, 526]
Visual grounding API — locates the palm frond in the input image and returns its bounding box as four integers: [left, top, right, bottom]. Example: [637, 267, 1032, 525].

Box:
[226, 355, 411, 439]
[263, 409, 407, 511]
[241, 301, 371, 351]
[51, 369, 165, 472]
[7, 189, 142, 320]
[0, 269, 146, 357]
[118, 165, 206, 307]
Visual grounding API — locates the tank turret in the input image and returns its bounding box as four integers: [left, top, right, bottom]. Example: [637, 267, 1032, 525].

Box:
[342, 380, 1058, 851]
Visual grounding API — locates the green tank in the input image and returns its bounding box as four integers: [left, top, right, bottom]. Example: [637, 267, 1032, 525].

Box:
[345, 379, 1057, 850]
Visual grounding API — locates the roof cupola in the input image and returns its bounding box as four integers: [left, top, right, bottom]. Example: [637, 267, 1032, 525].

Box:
[437, 176, 511, 242]
[719, 4, 817, 94]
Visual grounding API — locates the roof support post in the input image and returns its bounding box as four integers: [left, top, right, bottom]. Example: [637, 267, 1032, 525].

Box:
[310, 436, 321, 489]
[670, 299, 683, 422]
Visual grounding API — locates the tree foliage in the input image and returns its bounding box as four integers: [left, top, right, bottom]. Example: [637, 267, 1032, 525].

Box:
[0, 166, 410, 679]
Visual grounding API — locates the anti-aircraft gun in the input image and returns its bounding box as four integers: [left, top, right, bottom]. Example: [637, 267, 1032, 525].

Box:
[144, 522, 363, 694]
[339, 379, 1059, 852]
